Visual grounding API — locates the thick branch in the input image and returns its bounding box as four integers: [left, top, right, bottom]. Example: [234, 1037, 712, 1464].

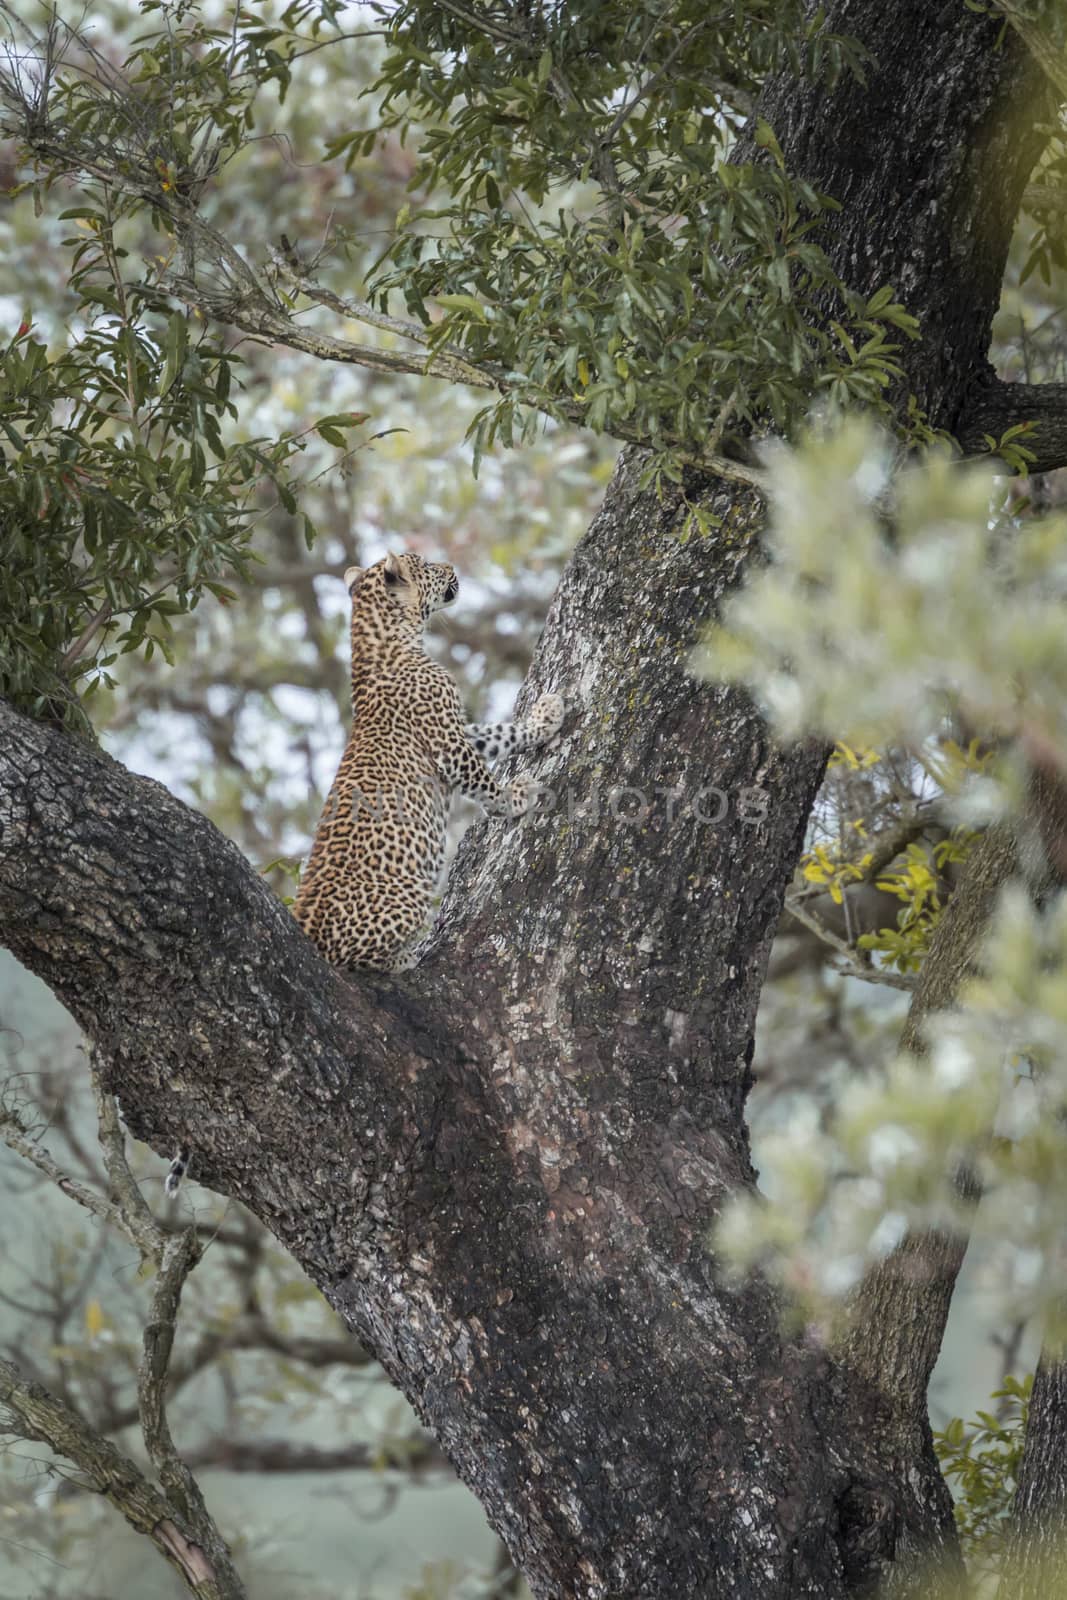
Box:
[842, 823, 1016, 1399]
[841, 763, 1067, 1557]
[957, 379, 1067, 475]
[0, 699, 411, 1222]
[185, 1435, 449, 1475]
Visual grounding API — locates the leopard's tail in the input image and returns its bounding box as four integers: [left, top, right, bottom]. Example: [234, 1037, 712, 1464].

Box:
[164, 1144, 192, 1197]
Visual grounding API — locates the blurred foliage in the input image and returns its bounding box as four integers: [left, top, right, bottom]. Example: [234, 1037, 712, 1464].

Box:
[721, 883, 1067, 1318]
[706, 418, 1067, 1323]
[697, 417, 1067, 764]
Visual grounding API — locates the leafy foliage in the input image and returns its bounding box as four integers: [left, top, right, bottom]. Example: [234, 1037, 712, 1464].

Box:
[935, 1374, 1031, 1573]
[0, 172, 378, 729]
[0, 0, 922, 515]
[357, 0, 921, 470]
[855, 833, 975, 974]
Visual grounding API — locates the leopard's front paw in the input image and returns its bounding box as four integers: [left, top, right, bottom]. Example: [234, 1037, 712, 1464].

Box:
[531, 692, 565, 742]
[507, 774, 540, 818]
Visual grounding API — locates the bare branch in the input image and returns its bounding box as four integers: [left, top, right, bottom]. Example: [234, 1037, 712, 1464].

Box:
[94, 1310, 375, 1439]
[0, 1095, 155, 1256]
[138, 1230, 244, 1595]
[185, 1434, 449, 1475]
[267, 239, 490, 379]
[0, 1353, 243, 1600]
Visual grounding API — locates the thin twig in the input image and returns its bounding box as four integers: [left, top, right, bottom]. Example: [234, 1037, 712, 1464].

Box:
[60, 601, 113, 670]
[603, 19, 714, 147]
[784, 896, 917, 990]
[90, 1051, 166, 1264]
[0, 1100, 145, 1249]
[268, 242, 485, 376]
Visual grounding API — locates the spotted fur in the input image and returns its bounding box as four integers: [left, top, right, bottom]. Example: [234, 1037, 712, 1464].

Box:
[292, 551, 564, 972]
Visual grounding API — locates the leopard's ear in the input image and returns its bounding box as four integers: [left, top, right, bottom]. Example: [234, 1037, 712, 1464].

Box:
[343, 565, 365, 592]
[383, 550, 405, 587]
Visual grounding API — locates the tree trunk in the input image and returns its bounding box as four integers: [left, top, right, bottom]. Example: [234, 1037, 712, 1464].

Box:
[0, 4, 1059, 1596]
[1010, 1342, 1067, 1598]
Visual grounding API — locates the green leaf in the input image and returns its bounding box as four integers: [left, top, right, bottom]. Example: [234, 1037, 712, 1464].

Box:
[160, 312, 188, 398]
[434, 293, 489, 322]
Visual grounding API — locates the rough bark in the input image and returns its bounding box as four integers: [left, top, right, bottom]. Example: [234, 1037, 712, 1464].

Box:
[0, 4, 1058, 1597]
[751, 2, 1052, 426]
[1001, 767, 1067, 1594]
[1010, 1342, 1067, 1598]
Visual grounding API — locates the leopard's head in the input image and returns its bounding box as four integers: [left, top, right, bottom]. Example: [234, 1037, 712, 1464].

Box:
[344, 551, 458, 631]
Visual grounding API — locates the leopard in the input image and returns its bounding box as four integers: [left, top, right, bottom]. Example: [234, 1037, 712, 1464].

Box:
[163, 551, 562, 1197]
[291, 549, 564, 973]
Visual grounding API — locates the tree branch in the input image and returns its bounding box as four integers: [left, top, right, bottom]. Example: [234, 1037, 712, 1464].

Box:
[957, 378, 1067, 475]
[841, 821, 1017, 1405]
[167, 235, 769, 489]
[782, 895, 917, 990]
[138, 1230, 244, 1594]
[0, 1095, 149, 1251]
[83, 1307, 376, 1442]
[0, 116, 769, 492]
[91, 1051, 167, 1262]
[0, 1354, 243, 1600]
[1009, 1337, 1067, 1597]
[185, 1434, 449, 1475]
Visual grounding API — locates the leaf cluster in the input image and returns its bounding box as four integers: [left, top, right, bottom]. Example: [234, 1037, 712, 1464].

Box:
[343, 0, 918, 469]
[857, 834, 976, 974]
[934, 1374, 1031, 1571]
[0, 190, 364, 729]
